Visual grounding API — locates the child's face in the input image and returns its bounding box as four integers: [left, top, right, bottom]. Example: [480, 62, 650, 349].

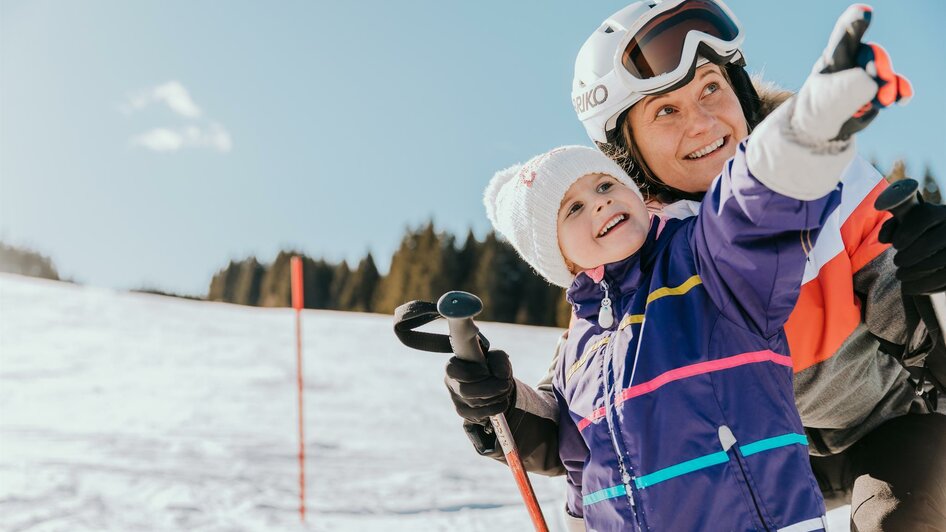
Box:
[557, 173, 651, 273]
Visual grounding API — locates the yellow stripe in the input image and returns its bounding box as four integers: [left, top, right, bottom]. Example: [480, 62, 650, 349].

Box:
[619, 314, 644, 330]
[646, 275, 702, 304]
[566, 336, 610, 383]
[799, 230, 810, 255]
[567, 276, 701, 383]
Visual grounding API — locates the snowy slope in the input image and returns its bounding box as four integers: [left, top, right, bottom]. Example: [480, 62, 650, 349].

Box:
[0, 274, 849, 531]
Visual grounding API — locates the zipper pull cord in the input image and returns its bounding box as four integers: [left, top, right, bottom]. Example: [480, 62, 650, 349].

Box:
[598, 279, 614, 329]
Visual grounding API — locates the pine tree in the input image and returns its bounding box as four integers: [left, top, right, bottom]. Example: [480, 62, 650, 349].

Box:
[373, 221, 458, 313]
[470, 232, 525, 323]
[921, 165, 942, 204]
[555, 290, 573, 328]
[455, 228, 479, 292]
[886, 159, 907, 183]
[232, 257, 264, 306]
[339, 253, 380, 312]
[0, 243, 59, 280]
[258, 251, 295, 307]
[305, 258, 337, 309]
[328, 261, 350, 310]
[208, 261, 238, 302]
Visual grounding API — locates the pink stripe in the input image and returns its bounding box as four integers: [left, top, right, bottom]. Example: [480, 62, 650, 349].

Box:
[576, 351, 791, 431]
[654, 214, 668, 238]
[577, 407, 606, 431]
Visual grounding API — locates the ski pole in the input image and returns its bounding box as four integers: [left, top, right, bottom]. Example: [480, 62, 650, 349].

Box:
[875, 179, 946, 332]
[437, 291, 549, 532]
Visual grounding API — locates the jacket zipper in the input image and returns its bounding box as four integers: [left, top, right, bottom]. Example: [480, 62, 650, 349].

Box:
[599, 279, 645, 530]
[720, 426, 771, 531]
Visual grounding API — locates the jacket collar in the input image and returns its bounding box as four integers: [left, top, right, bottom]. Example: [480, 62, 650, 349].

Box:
[565, 216, 665, 322]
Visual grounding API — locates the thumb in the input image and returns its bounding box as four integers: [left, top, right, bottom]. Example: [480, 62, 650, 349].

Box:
[877, 217, 898, 244]
[818, 4, 873, 74]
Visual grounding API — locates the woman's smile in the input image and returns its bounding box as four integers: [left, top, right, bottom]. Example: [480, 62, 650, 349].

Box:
[685, 135, 728, 160]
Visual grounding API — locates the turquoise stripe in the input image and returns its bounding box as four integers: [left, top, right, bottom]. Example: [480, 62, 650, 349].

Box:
[739, 433, 808, 457]
[588, 433, 809, 500]
[634, 451, 729, 489]
[583, 484, 627, 506]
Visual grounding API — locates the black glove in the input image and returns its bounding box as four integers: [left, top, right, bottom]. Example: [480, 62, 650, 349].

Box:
[444, 350, 515, 424]
[878, 201, 946, 295]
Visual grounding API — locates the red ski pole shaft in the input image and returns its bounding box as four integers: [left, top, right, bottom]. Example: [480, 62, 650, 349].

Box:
[437, 291, 549, 532]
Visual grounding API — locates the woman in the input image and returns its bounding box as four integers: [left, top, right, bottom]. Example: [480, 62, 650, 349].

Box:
[445, 1, 946, 530]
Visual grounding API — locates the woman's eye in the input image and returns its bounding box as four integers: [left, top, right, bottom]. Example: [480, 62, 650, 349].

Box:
[703, 82, 720, 96]
[656, 106, 674, 117]
[596, 182, 613, 193]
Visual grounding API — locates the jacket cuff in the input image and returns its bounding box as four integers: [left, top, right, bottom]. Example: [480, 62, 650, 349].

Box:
[746, 96, 854, 201]
[514, 379, 559, 421]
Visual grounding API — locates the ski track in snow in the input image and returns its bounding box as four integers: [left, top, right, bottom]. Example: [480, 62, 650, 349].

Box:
[0, 274, 850, 531]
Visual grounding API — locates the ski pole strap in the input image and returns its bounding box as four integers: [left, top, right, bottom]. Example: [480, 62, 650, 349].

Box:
[393, 299, 490, 354]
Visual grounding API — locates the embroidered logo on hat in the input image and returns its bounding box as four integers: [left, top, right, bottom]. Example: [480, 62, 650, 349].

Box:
[518, 147, 567, 187]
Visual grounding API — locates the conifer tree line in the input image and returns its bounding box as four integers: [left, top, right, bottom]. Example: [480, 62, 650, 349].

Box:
[206, 222, 573, 327]
[3, 160, 937, 326]
[0, 242, 59, 281]
[207, 164, 943, 328]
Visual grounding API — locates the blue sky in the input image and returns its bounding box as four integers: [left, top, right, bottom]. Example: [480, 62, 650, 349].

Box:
[2, 1, 944, 296]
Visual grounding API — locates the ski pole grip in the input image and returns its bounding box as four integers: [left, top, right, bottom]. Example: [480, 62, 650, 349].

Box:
[875, 178, 921, 220]
[437, 291, 486, 364]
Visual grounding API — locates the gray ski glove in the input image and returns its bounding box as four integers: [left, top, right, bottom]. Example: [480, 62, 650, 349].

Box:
[445, 350, 515, 424]
[793, 4, 912, 143]
[747, 4, 911, 201]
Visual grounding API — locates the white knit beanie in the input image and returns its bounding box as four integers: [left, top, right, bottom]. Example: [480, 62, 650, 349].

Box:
[484, 145, 643, 288]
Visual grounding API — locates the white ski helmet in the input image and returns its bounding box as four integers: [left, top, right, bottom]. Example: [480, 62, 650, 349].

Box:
[573, 0, 746, 144]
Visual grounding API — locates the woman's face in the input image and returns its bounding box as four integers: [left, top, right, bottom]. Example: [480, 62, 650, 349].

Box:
[627, 64, 750, 194]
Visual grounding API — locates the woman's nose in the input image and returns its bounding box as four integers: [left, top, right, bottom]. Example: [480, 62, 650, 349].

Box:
[687, 105, 715, 136]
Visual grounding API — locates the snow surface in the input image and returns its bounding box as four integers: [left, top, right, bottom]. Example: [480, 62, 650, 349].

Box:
[0, 274, 850, 531]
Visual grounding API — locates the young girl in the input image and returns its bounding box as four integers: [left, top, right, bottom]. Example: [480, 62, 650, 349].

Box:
[485, 139, 839, 530]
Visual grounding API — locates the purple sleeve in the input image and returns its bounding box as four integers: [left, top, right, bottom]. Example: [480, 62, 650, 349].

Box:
[692, 139, 842, 338]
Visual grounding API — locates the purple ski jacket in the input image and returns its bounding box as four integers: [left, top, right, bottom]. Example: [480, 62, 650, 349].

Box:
[554, 141, 840, 531]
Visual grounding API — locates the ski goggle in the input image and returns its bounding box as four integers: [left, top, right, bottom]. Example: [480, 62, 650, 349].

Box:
[619, 0, 742, 85]
[574, 0, 745, 141]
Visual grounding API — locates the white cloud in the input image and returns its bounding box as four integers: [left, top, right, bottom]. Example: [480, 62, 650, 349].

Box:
[122, 81, 231, 154]
[131, 123, 232, 153]
[122, 81, 202, 118]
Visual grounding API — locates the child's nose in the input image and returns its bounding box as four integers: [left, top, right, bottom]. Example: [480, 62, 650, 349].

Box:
[595, 199, 613, 212]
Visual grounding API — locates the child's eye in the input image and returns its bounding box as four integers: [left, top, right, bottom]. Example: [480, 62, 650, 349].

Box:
[703, 82, 720, 96]
[656, 105, 675, 118]
[566, 202, 583, 217]
[596, 181, 613, 193]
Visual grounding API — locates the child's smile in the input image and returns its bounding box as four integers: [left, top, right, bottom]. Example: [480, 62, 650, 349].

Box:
[557, 173, 650, 272]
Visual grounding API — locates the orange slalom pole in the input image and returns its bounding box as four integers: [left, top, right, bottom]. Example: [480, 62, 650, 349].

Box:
[290, 256, 306, 522]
